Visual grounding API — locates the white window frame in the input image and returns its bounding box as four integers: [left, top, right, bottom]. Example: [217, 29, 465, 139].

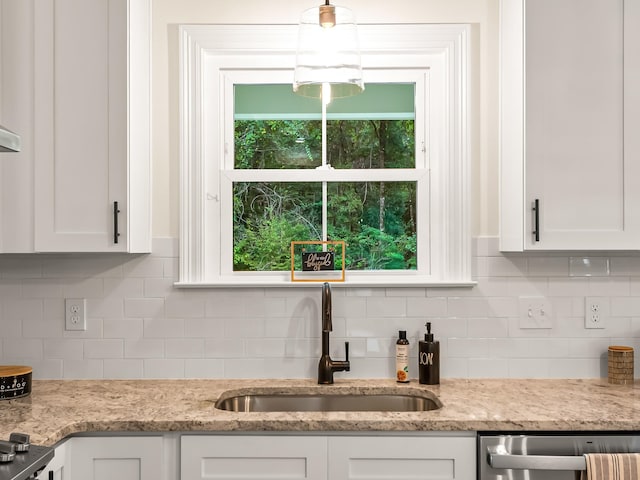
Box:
[178, 24, 472, 287]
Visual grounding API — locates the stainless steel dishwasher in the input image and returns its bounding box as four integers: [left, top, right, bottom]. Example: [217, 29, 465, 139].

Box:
[479, 433, 640, 480]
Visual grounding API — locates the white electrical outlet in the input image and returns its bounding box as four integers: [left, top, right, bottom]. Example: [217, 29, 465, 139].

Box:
[518, 296, 553, 329]
[65, 298, 87, 331]
[585, 297, 607, 329]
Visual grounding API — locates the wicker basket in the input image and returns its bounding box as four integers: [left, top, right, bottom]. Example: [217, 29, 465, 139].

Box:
[607, 346, 634, 385]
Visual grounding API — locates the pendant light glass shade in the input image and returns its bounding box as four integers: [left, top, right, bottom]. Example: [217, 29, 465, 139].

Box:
[293, 3, 364, 99]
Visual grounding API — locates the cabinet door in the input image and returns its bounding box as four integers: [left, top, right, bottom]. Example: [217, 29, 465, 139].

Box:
[32, 0, 151, 253]
[328, 435, 476, 480]
[68, 436, 163, 480]
[499, 0, 640, 251]
[0, 0, 35, 252]
[181, 435, 327, 480]
[39, 441, 69, 480]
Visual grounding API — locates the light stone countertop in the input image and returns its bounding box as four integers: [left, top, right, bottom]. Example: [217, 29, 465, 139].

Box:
[0, 378, 639, 446]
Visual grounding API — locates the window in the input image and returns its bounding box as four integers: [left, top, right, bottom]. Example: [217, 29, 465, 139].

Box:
[179, 24, 471, 286]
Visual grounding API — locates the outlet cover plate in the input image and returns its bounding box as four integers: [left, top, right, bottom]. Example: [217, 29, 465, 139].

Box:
[585, 297, 607, 329]
[65, 298, 87, 331]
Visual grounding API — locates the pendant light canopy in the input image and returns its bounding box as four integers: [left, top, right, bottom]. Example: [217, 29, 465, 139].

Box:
[293, 1, 364, 100]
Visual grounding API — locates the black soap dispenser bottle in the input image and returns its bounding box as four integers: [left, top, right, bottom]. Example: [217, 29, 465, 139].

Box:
[419, 322, 440, 385]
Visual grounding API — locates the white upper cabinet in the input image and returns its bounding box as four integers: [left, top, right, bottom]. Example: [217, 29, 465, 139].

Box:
[500, 0, 640, 251]
[0, 0, 151, 253]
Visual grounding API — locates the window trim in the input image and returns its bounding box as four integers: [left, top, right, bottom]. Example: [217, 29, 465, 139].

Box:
[178, 24, 472, 287]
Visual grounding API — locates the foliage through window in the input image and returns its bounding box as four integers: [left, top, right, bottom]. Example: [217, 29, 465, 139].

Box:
[232, 83, 418, 273]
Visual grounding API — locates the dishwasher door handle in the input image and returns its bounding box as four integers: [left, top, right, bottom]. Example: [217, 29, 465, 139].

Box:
[487, 445, 587, 471]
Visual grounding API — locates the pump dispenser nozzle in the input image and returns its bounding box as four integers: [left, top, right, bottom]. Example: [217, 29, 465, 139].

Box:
[424, 322, 434, 342]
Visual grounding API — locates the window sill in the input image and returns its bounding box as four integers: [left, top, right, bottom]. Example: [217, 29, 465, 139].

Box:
[174, 277, 477, 288]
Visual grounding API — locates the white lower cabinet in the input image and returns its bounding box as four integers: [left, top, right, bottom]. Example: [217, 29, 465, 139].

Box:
[69, 436, 164, 480]
[181, 435, 327, 480]
[180, 434, 476, 480]
[40, 436, 165, 480]
[328, 435, 476, 480]
[39, 440, 69, 480]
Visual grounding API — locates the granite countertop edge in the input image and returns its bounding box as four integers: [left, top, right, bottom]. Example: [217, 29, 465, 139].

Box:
[0, 378, 638, 446]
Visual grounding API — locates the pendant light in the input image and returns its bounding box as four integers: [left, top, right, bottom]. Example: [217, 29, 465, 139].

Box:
[293, 0, 364, 100]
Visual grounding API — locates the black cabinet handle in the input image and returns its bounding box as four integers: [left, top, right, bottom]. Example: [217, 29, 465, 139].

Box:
[113, 201, 121, 244]
[532, 198, 540, 242]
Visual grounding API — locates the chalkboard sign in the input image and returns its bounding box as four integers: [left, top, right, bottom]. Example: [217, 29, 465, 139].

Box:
[302, 251, 335, 271]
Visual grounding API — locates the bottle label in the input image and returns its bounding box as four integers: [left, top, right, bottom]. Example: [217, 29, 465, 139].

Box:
[396, 345, 409, 382]
[420, 351, 434, 366]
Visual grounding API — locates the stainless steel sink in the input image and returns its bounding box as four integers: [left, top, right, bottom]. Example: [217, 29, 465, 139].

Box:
[215, 389, 442, 412]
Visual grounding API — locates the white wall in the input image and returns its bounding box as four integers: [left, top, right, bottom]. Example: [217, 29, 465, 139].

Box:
[150, 0, 499, 238]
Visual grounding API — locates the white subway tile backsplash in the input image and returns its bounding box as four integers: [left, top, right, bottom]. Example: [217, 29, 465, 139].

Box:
[22, 317, 63, 339]
[30, 360, 63, 379]
[366, 297, 407, 317]
[124, 339, 164, 358]
[447, 297, 491, 317]
[224, 316, 265, 338]
[185, 359, 225, 378]
[3, 236, 640, 380]
[610, 257, 640, 276]
[484, 256, 528, 276]
[350, 357, 393, 378]
[84, 339, 124, 359]
[333, 296, 367, 318]
[89, 298, 124, 318]
[406, 297, 448, 317]
[124, 298, 164, 318]
[528, 257, 569, 277]
[588, 277, 629, 296]
[22, 279, 64, 298]
[611, 297, 640, 317]
[104, 318, 144, 339]
[63, 359, 103, 379]
[447, 337, 490, 357]
[63, 278, 105, 298]
[508, 358, 551, 378]
[151, 237, 179, 257]
[204, 338, 245, 358]
[104, 278, 143, 298]
[122, 257, 164, 278]
[0, 257, 42, 278]
[143, 318, 184, 338]
[165, 297, 206, 318]
[184, 317, 225, 338]
[468, 358, 509, 378]
[104, 359, 144, 378]
[4, 299, 43, 321]
[504, 277, 548, 297]
[570, 257, 610, 277]
[0, 317, 21, 338]
[44, 339, 84, 359]
[143, 278, 175, 298]
[0, 282, 22, 298]
[165, 338, 204, 358]
[245, 338, 289, 358]
[547, 277, 589, 296]
[143, 359, 184, 378]
[3, 339, 43, 360]
[441, 357, 468, 378]
[467, 317, 509, 337]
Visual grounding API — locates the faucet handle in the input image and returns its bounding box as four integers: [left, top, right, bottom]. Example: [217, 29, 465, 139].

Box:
[344, 341, 349, 362]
